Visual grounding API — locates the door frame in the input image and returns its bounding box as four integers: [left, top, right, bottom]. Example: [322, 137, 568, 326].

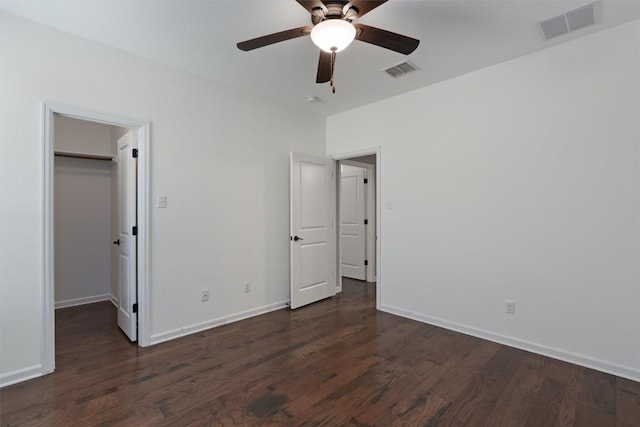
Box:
[331, 147, 381, 310]
[42, 101, 151, 375]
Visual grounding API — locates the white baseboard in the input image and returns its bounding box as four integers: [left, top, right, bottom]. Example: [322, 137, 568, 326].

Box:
[109, 294, 118, 307]
[149, 300, 289, 346]
[380, 304, 640, 382]
[55, 294, 111, 309]
[0, 365, 44, 388]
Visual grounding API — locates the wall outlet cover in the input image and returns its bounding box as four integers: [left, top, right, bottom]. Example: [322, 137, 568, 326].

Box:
[505, 300, 515, 315]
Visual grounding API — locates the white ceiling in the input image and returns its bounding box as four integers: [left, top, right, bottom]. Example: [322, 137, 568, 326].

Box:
[2, 0, 639, 116]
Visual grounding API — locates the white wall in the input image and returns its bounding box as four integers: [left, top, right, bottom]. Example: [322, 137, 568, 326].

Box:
[348, 154, 376, 165]
[54, 115, 114, 157]
[0, 13, 325, 385]
[328, 20, 640, 380]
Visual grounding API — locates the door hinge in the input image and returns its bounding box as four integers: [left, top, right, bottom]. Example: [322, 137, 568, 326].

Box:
[364, 178, 368, 184]
[132, 226, 138, 236]
[364, 260, 369, 266]
[132, 148, 138, 158]
[364, 219, 368, 225]
[132, 303, 138, 313]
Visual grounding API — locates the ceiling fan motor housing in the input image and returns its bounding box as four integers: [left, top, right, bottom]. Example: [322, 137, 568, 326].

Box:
[311, 1, 358, 25]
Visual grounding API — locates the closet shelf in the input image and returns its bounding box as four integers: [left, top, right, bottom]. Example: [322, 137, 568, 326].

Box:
[54, 151, 116, 162]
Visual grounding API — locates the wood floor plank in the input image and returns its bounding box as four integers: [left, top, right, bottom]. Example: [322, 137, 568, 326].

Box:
[429, 346, 528, 426]
[482, 353, 547, 426]
[553, 364, 583, 427]
[524, 377, 565, 426]
[1, 279, 638, 426]
[427, 338, 501, 403]
[580, 368, 617, 415]
[348, 357, 442, 426]
[574, 402, 616, 427]
[616, 377, 640, 427]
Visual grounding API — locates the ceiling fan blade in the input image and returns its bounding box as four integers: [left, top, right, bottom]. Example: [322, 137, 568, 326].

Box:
[295, 0, 326, 14]
[316, 50, 332, 83]
[354, 23, 419, 55]
[346, 0, 388, 18]
[237, 26, 311, 51]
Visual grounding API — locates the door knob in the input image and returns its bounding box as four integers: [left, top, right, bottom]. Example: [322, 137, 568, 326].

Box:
[113, 239, 120, 246]
[293, 236, 303, 242]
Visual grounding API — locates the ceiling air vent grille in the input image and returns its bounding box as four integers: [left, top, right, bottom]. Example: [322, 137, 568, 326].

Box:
[538, 1, 601, 41]
[383, 61, 419, 78]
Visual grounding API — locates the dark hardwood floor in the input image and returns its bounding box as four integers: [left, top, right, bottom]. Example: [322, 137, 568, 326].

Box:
[1, 279, 638, 426]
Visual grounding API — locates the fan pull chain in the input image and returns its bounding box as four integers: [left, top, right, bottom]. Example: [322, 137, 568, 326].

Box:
[330, 49, 337, 94]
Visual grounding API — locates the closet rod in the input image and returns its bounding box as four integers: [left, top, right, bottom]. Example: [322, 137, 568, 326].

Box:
[54, 151, 115, 162]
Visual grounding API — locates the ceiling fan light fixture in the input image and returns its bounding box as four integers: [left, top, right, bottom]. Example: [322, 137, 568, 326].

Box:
[310, 19, 356, 53]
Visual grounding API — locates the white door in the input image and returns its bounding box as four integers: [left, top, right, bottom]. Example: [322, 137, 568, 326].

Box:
[290, 152, 336, 309]
[117, 132, 137, 341]
[340, 164, 366, 280]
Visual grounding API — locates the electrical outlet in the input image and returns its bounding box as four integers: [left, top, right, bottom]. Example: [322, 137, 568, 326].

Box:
[505, 300, 515, 315]
[244, 282, 251, 293]
[201, 289, 209, 302]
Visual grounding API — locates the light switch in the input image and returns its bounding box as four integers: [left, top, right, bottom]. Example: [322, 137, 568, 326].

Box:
[157, 196, 167, 208]
[385, 201, 393, 210]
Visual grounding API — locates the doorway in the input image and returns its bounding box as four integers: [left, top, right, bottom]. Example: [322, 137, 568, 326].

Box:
[339, 158, 376, 283]
[42, 102, 151, 375]
[53, 116, 125, 315]
[333, 148, 381, 309]
[289, 148, 381, 310]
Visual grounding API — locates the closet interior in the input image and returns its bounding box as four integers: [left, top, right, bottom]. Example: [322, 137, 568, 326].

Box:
[53, 114, 131, 323]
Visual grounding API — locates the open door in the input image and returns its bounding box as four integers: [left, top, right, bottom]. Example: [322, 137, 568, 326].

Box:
[116, 132, 137, 341]
[290, 152, 336, 309]
[340, 164, 366, 280]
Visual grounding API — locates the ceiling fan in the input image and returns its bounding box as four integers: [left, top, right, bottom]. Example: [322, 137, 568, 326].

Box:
[237, 0, 420, 93]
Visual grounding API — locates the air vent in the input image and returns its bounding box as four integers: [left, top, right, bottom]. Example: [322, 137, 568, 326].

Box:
[566, 3, 597, 31]
[383, 61, 419, 78]
[539, 15, 569, 40]
[538, 1, 601, 41]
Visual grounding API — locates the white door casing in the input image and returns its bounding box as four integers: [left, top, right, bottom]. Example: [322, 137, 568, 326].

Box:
[117, 132, 137, 341]
[330, 147, 381, 308]
[364, 167, 376, 282]
[41, 102, 150, 381]
[340, 164, 366, 280]
[290, 152, 336, 309]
